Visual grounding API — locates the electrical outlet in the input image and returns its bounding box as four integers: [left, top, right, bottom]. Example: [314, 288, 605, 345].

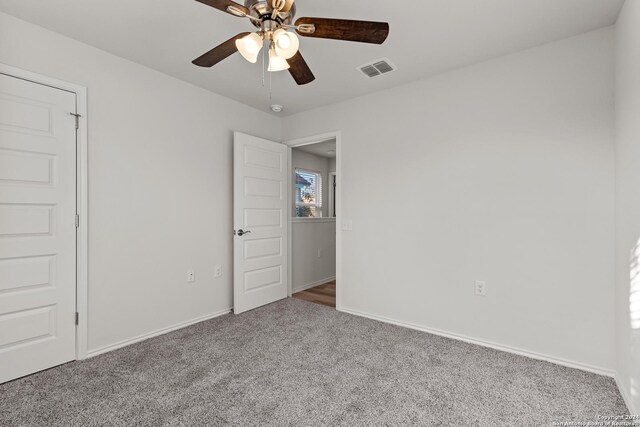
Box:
[475, 280, 486, 296]
[317, 248, 323, 258]
[342, 220, 353, 231]
[187, 270, 195, 283]
[214, 265, 222, 278]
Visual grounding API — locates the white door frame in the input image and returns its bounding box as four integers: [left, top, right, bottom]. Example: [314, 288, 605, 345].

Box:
[0, 63, 89, 360]
[284, 131, 342, 309]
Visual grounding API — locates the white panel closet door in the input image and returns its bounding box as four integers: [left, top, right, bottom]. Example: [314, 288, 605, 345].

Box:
[0, 73, 77, 383]
[233, 132, 288, 314]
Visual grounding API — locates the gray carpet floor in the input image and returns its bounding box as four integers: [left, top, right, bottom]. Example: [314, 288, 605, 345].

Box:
[0, 298, 629, 426]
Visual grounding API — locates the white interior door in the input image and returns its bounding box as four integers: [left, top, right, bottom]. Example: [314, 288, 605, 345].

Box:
[0, 73, 77, 383]
[233, 132, 288, 314]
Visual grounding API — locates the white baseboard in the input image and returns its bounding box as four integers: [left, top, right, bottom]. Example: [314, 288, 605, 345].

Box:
[338, 306, 615, 378]
[615, 375, 640, 418]
[85, 308, 232, 359]
[292, 276, 335, 294]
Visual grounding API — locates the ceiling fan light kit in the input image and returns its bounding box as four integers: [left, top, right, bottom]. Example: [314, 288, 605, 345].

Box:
[273, 28, 299, 59]
[235, 26, 299, 70]
[235, 32, 263, 63]
[193, 0, 390, 85]
[268, 48, 290, 71]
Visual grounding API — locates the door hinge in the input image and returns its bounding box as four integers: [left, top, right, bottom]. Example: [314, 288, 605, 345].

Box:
[75, 312, 79, 325]
[75, 214, 80, 228]
[70, 112, 81, 130]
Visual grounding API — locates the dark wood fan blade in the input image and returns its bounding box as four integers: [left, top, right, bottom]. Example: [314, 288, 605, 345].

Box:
[192, 32, 250, 67]
[195, 0, 249, 17]
[295, 17, 389, 44]
[287, 51, 315, 85]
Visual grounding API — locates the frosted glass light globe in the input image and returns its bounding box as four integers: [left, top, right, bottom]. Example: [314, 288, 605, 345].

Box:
[273, 29, 299, 60]
[268, 48, 290, 72]
[236, 33, 263, 63]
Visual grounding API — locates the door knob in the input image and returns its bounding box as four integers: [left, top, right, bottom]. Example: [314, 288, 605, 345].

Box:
[237, 229, 251, 237]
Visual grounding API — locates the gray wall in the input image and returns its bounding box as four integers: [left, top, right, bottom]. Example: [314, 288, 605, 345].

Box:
[284, 28, 616, 372]
[0, 11, 282, 353]
[292, 220, 336, 292]
[614, 0, 640, 415]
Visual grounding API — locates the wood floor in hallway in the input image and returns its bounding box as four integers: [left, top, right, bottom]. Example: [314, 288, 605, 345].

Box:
[292, 281, 336, 308]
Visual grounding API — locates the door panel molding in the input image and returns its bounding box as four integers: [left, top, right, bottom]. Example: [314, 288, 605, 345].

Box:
[233, 132, 289, 314]
[0, 62, 89, 361]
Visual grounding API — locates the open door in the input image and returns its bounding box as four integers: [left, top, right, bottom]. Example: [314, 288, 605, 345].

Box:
[233, 132, 289, 314]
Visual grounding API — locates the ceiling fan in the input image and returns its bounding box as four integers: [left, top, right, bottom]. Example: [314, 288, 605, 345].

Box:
[192, 0, 390, 85]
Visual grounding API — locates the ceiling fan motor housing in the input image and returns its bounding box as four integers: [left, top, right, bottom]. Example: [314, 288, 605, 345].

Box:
[245, 0, 296, 28]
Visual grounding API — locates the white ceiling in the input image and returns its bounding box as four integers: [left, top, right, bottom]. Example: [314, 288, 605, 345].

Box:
[294, 139, 337, 159]
[0, 0, 624, 116]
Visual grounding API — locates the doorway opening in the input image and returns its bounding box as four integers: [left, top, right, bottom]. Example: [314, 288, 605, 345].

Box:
[288, 137, 338, 308]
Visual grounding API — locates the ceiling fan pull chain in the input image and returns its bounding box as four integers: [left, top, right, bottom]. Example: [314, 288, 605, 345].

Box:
[269, 68, 273, 101]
